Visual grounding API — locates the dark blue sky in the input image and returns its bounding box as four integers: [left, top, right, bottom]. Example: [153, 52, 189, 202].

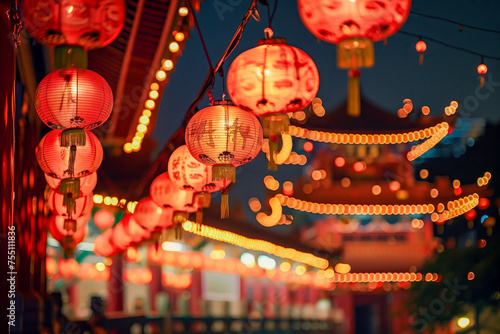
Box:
[152, 0, 500, 224]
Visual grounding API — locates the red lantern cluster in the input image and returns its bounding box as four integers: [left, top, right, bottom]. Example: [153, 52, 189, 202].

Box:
[22, 0, 125, 50]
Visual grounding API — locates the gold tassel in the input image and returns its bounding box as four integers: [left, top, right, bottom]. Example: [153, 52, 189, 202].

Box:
[196, 192, 211, 208]
[347, 70, 361, 117]
[212, 165, 236, 182]
[268, 136, 279, 171]
[419, 54, 424, 66]
[64, 219, 77, 233]
[61, 128, 86, 147]
[221, 188, 229, 219]
[60, 178, 80, 197]
[64, 193, 77, 218]
[481, 76, 484, 87]
[467, 220, 474, 229]
[196, 210, 204, 225]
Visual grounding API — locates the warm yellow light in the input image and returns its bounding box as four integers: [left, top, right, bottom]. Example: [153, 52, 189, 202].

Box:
[421, 106, 430, 115]
[149, 90, 159, 100]
[162, 59, 174, 71]
[142, 109, 152, 117]
[341, 177, 351, 188]
[139, 116, 150, 125]
[311, 170, 322, 181]
[430, 188, 439, 198]
[457, 317, 470, 329]
[156, 70, 166, 81]
[132, 136, 142, 143]
[280, 262, 291, 272]
[295, 265, 306, 276]
[283, 181, 293, 192]
[169, 41, 180, 53]
[372, 185, 381, 195]
[135, 132, 144, 139]
[178, 6, 188, 16]
[131, 142, 140, 150]
[325, 268, 334, 279]
[210, 249, 226, 260]
[137, 124, 147, 133]
[93, 194, 103, 204]
[150, 82, 159, 91]
[335, 263, 351, 274]
[145, 99, 155, 109]
[127, 201, 138, 213]
[174, 32, 185, 42]
[95, 262, 105, 272]
[123, 143, 133, 153]
[111, 197, 119, 206]
[67, 5, 74, 13]
[420, 169, 429, 179]
[103, 196, 112, 205]
[248, 197, 262, 212]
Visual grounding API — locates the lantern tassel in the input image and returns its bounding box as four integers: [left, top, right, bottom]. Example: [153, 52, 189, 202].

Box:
[61, 128, 86, 147]
[347, 69, 361, 117]
[213, 165, 236, 183]
[62, 236, 74, 257]
[468, 220, 474, 229]
[221, 188, 229, 219]
[419, 54, 424, 66]
[60, 178, 81, 209]
[481, 76, 484, 87]
[64, 193, 77, 218]
[196, 210, 204, 226]
[64, 219, 77, 233]
[268, 135, 279, 171]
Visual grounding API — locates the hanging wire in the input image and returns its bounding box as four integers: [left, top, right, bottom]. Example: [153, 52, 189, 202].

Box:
[186, 0, 213, 70]
[410, 11, 500, 34]
[133, 0, 260, 197]
[399, 30, 500, 61]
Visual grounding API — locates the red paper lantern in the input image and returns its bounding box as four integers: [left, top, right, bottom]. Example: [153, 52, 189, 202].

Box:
[415, 40, 427, 53]
[45, 172, 97, 194]
[227, 39, 319, 116]
[36, 129, 103, 179]
[478, 198, 490, 210]
[150, 173, 198, 213]
[122, 214, 152, 243]
[93, 229, 116, 257]
[47, 189, 93, 218]
[35, 68, 113, 130]
[185, 101, 262, 217]
[185, 101, 262, 178]
[22, 0, 125, 50]
[59, 258, 80, 277]
[298, 0, 411, 44]
[93, 209, 115, 229]
[133, 197, 173, 232]
[464, 209, 477, 221]
[168, 145, 229, 193]
[48, 215, 88, 246]
[477, 63, 487, 75]
[110, 221, 133, 251]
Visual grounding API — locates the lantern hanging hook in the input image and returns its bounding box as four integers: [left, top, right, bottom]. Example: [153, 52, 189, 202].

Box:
[264, 27, 274, 39]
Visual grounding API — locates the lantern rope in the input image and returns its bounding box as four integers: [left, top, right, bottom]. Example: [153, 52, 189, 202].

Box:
[399, 30, 500, 61]
[410, 11, 500, 34]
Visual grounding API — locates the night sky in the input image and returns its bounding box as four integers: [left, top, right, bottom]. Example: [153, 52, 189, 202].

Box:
[152, 0, 500, 224]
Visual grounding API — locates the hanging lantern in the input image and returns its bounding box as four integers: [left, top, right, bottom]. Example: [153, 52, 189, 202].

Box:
[185, 100, 263, 217]
[483, 217, 496, 236]
[93, 209, 115, 229]
[298, 0, 411, 117]
[36, 129, 103, 179]
[477, 60, 487, 87]
[59, 258, 80, 277]
[168, 145, 229, 223]
[464, 209, 477, 229]
[79, 263, 97, 280]
[110, 221, 134, 251]
[45, 172, 97, 195]
[37, 129, 103, 211]
[122, 214, 152, 243]
[415, 39, 426, 65]
[478, 198, 490, 210]
[227, 38, 318, 169]
[150, 173, 199, 231]
[21, 0, 125, 50]
[133, 197, 171, 232]
[93, 229, 116, 257]
[35, 68, 113, 130]
[48, 215, 88, 256]
[47, 189, 93, 220]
